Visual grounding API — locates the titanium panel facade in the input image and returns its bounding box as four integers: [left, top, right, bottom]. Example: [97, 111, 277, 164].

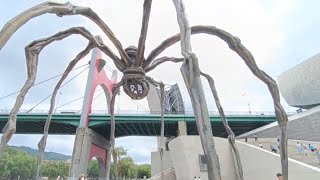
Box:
[278, 53, 320, 109]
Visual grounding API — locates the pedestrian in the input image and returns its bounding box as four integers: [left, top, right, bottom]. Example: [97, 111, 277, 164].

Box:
[296, 142, 302, 154]
[309, 144, 316, 154]
[254, 134, 258, 142]
[315, 149, 320, 163]
[270, 145, 277, 153]
[301, 143, 308, 156]
[276, 173, 283, 180]
[79, 174, 87, 180]
[245, 137, 248, 142]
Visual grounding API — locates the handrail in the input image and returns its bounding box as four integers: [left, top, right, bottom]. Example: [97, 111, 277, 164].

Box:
[147, 168, 175, 180]
[0, 109, 295, 116]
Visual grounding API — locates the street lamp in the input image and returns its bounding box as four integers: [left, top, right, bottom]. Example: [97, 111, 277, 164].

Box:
[242, 93, 251, 115]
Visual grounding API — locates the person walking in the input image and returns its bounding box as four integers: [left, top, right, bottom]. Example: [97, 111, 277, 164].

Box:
[315, 149, 320, 164]
[276, 173, 283, 180]
[79, 174, 87, 180]
[301, 143, 308, 156]
[254, 134, 258, 142]
[309, 144, 316, 154]
[296, 142, 302, 154]
[270, 145, 277, 153]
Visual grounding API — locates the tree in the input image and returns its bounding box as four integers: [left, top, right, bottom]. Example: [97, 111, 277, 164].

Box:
[118, 157, 136, 179]
[87, 159, 99, 178]
[0, 146, 36, 179]
[41, 161, 69, 178]
[112, 146, 127, 179]
[136, 164, 151, 179]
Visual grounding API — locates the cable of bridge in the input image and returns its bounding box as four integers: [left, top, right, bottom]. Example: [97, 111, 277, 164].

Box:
[0, 63, 89, 101]
[55, 88, 104, 110]
[26, 66, 89, 113]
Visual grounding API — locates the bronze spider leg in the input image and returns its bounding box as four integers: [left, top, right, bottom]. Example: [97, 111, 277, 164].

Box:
[146, 76, 165, 180]
[144, 57, 185, 72]
[145, 14, 289, 180]
[201, 72, 244, 180]
[35, 41, 97, 179]
[172, 1, 221, 179]
[0, 1, 129, 67]
[135, 0, 153, 67]
[106, 80, 123, 179]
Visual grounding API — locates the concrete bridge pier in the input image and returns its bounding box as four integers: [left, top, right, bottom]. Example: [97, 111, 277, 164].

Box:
[68, 127, 110, 180]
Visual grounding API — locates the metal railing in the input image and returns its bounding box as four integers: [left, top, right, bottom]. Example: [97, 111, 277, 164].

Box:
[0, 109, 295, 116]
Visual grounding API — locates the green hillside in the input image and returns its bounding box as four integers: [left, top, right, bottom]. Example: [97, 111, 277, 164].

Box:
[10, 145, 71, 160]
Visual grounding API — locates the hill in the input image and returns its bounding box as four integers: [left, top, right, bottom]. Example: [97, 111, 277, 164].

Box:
[10, 145, 72, 161]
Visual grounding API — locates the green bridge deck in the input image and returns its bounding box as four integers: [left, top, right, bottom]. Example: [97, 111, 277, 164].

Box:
[0, 113, 277, 138]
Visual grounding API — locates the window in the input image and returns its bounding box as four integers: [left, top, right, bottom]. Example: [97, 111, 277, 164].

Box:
[198, 154, 207, 171]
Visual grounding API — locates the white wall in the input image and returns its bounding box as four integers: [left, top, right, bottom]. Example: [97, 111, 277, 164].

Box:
[151, 151, 174, 176]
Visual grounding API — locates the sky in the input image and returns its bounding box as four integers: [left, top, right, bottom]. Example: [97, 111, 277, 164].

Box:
[1, 0, 320, 164]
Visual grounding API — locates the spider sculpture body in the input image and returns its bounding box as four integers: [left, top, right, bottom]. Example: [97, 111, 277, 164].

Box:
[0, 1, 289, 180]
[122, 46, 150, 100]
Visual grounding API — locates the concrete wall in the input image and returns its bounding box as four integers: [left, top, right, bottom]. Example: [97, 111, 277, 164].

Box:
[238, 105, 320, 141]
[168, 136, 238, 180]
[164, 136, 320, 180]
[151, 151, 174, 176]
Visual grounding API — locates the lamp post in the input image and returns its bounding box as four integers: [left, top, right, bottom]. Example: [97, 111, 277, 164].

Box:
[242, 93, 251, 115]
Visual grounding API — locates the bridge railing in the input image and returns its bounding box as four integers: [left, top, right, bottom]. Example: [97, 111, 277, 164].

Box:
[0, 109, 295, 116]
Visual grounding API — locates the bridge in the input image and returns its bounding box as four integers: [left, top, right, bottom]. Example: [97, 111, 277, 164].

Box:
[0, 110, 278, 138]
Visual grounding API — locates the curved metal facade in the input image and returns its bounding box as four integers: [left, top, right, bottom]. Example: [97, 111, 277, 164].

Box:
[278, 53, 320, 109]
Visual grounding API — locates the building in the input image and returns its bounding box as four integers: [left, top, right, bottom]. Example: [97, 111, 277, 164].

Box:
[278, 53, 320, 109]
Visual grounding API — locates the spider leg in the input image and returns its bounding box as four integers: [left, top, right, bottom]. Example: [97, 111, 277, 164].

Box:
[145, 56, 184, 72]
[35, 42, 95, 179]
[201, 71, 244, 180]
[0, 1, 130, 65]
[172, 1, 221, 179]
[106, 80, 123, 179]
[135, 0, 153, 66]
[146, 76, 165, 180]
[0, 26, 118, 156]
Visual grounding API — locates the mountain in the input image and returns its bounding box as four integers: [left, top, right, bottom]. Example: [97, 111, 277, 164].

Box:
[10, 145, 72, 161]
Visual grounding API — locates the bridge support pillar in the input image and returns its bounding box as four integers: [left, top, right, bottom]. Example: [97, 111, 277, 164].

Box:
[177, 121, 187, 136]
[68, 127, 110, 180]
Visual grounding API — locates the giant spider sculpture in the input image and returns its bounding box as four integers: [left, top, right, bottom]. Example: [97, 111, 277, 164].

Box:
[0, 1, 289, 180]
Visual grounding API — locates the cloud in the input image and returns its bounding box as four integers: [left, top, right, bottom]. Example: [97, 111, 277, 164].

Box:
[116, 136, 157, 164]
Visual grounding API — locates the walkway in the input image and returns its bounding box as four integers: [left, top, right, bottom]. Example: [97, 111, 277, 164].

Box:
[240, 138, 320, 168]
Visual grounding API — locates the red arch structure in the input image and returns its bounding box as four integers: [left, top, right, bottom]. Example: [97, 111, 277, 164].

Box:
[69, 48, 117, 179]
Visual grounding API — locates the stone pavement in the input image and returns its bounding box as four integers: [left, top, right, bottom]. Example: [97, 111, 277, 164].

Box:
[239, 138, 320, 168]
